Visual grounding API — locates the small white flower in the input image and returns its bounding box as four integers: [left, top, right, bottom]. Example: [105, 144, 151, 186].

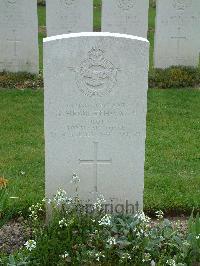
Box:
[93, 194, 106, 211]
[98, 214, 111, 226]
[107, 237, 116, 246]
[86, 250, 94, 257]
[24, 240, 36, 251]
[155, 210, 164, 220]
[151, 260, 156, 266]
[142, 253, 151, 262]
[60, 251, 69, 259]
[121, 252, 131, 261]
[134, 211, 151, 224]
[20, 171, 26, 175]
[52, 189, 72, 207]
[59, 218, 68, 228]
[70, 173, 80, 184]
[95, 252, 105, 262]
[196, 234, 200, 240]
[166, 259, 176, 266]
[132, 245, 139, 251]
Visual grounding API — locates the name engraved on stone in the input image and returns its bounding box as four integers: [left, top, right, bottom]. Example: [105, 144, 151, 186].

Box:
[117, 0, 135, 10]
[79, 142, 112, 192]
[54, 102, 137, 138]
[72, 48, 119, 97]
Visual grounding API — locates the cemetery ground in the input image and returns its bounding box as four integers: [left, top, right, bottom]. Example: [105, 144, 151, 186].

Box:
[0, 1, 200, 265]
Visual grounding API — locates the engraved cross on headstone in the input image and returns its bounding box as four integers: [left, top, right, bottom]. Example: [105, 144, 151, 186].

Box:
[171, 27, 186, 63]
[7, 30, 21, 57]
[79, 142, 112, 192]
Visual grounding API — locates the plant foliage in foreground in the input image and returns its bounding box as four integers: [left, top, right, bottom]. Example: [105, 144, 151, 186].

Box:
[1, 175, 200, 266]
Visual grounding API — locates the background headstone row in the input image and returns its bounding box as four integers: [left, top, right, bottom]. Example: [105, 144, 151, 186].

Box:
[0, 0, 199, 74]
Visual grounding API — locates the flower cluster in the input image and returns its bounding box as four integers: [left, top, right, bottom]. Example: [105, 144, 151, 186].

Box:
[93, 194, 106, 212]
[24, 240, 36, 251]
[86, 250, 105, 262]
[196, 234, 200, 240]
[107, 237, 116, 246]
[70, 173, 80, 184]
[60, 251, 70, 259]
[155, 210, 164, 220]
[59, 218, 68, 228]
[50, 189, 72, 207]
[166, 259, 176, 266]
[142, 253, 151, 263]
[16, 188, 200, 266]
[120, 252, 131, 262]
[98, 214, 111, 226]
[134, 211, 151, 224]
[29, 203, 43, 221]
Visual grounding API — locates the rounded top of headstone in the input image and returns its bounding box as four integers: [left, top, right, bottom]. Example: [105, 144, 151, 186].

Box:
[43, 32, 149, 44]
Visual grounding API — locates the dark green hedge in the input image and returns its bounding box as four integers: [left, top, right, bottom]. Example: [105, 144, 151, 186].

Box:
[0, 72, 43, 89]
[0, 67, 200, 89]
[149, 66, 200, 89]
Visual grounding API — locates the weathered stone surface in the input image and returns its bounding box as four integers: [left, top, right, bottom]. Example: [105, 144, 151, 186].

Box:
[44, 33, 149, 214]
[0, 0, 39, 74]
[46, 0, 93, 36]
[102, 0, 149, 38]
[154, 0, 200, 68]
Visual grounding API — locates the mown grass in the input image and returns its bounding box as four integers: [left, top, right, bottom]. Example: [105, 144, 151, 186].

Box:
[0, 90, 44, 224]
[0, 89, 200, 224]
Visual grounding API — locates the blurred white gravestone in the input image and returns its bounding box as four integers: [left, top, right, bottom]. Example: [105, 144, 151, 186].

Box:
[44, 33, 149, 214]
[46, 0, 93, 36]
[0, 0, 39, 74]
[154, 0, 200, 68]
[102, 0, 149, 38]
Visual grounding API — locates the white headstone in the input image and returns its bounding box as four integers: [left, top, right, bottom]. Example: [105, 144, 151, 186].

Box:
[0, 0, 39, 74]
[46, 0, 93, 36]
[44, 33, 149, 214]
[102, 0, 149, 38]
[154, 0, 200, 68]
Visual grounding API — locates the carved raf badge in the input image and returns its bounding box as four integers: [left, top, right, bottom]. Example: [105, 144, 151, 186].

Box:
[71, 48, 118, 97]
[63, 0, 75, 7]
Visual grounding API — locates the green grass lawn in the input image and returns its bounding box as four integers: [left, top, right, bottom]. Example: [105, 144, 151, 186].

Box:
[0, 89, 200, 223]
[37, 2, 156, 69]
